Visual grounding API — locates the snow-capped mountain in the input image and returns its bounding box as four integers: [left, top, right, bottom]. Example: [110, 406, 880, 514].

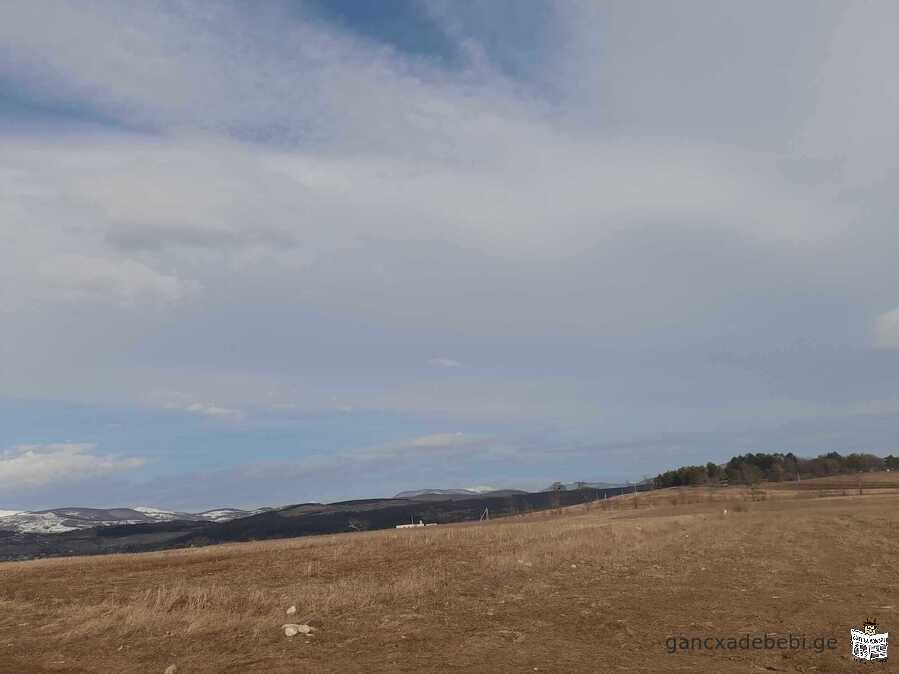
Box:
[393, 487, 526, 499]
[198, 508, 264, 523]
[132, 506, 197, 522]
[0, 506, 272, 535]
[394, 488, 491, 498]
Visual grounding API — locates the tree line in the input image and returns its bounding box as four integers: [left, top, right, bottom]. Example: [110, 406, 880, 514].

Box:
[653, 451, 899, 488]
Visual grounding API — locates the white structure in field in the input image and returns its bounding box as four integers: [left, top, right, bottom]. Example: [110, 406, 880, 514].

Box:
[395, 517, 437, 529]
[851, 629, 889, 660]
[396, 519, 425, 529]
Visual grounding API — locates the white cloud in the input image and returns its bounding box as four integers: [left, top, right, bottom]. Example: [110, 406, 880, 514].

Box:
[0, 443, 144, 488]
[353, 432, 477, 459]
[37, 253, 194, 307]
[428, 357, 462, 368]
[873, 308, 899, 348]
[409, 432, 467, 448]
[183, 402, 244, 421]
[151, 392, 243, 421]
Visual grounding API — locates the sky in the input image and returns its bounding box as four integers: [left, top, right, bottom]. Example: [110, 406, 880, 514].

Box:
[2, 1, 899, 511]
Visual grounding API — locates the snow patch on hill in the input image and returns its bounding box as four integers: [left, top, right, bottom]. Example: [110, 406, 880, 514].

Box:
[132, 506, 197, 522]
[465, 485, 497, 493]
[0, 505, 271, 535]
[0, 512, 82, 534]
[199, 508, 250, 522]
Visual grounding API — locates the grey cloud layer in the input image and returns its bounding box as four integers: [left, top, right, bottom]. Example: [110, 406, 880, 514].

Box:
[2, 1, 899, 499]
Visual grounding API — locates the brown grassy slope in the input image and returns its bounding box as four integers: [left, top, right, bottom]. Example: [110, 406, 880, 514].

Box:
[766, 471, 899, 491]
[1, 487, 897, 673]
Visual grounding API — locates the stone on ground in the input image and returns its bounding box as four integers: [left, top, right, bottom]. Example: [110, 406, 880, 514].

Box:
[283, 623, 315, 637]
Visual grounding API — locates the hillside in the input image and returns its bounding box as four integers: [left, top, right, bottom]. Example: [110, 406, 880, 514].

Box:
[393, 488, 528, 499]
[1, 482, 896, 672]
[0, 486, 648, 561]
[0, 506, 272, 535]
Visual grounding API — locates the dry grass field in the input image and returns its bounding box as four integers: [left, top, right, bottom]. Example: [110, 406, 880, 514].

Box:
[1, 481, 898, 673]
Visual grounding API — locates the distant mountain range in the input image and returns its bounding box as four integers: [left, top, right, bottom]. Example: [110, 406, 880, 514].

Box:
[0, 483, 631, 535]
[393, 488, 527, 499]
[0, 506, 272, 535]
[0, 483, 655, 561]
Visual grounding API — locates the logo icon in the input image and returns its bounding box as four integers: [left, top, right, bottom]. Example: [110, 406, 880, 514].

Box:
[851, 618, 889, 661]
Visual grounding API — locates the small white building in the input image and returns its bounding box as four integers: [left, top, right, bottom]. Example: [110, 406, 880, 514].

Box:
[395, 518, 438, 529]
[396, 519, 425, 529]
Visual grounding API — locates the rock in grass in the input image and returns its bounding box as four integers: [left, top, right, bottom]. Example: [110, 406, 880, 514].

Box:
[164, 666, 177, 674]
[283, 623, 315, 637]
[286, 605, 297, 615]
